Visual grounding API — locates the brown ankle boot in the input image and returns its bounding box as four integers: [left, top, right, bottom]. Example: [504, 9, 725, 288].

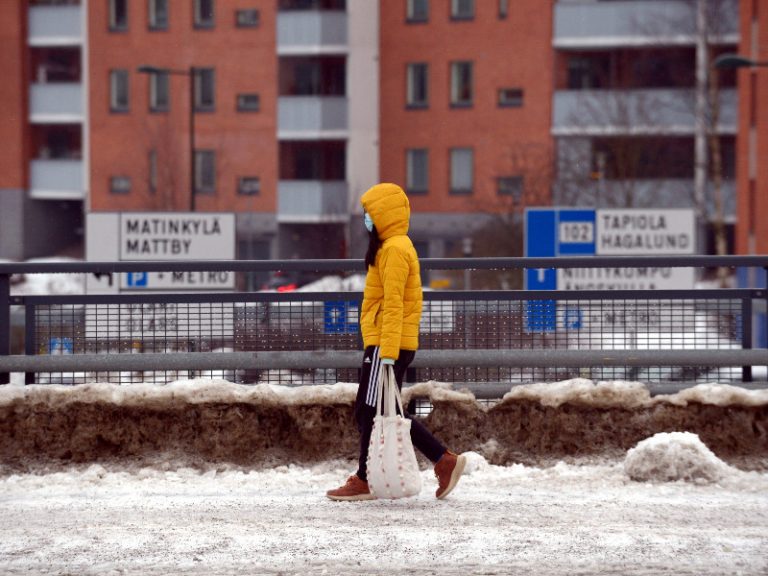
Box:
[326, 475, 376, 501]
[434, 451, 466, 499]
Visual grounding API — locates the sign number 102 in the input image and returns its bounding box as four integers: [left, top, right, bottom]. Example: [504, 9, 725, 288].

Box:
[559, 222, 594, 244]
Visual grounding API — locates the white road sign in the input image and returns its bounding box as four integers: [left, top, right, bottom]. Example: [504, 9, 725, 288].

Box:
[596, 209, 695, 255]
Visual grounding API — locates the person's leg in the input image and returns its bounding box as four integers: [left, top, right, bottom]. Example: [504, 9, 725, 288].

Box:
[353, 345, 379, 482]
[391, 351, 447, 464]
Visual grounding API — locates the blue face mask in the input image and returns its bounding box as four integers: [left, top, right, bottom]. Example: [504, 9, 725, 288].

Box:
[364, 212, 374, 233]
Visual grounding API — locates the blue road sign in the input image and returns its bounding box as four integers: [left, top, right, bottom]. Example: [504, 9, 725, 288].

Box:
[49, 337, 73, 355]
[324, 301, 360, 334]
[126, 272, 148, 287]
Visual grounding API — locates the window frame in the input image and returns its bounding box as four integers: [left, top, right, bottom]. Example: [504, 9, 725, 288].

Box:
[237, 93, 261, 112]
[406, 0, 429, 23]
[194, 68, 216, 112]
[148, 150, 158, 194]
[148, 0, 168, 30]
[110, 175, 132, 194]
[450, 0, 474, 21]
[237, 176, 261, 196]
[406, 63, 429, 109]
[236, 8, 260, 28]
[498, 0, 508, 19]
[109, 69, 129, 113]
[149, 71, 170, 112]
[449, 147, 474, 195]
[450, 61, 473, 108]
[496, 176, 524, 200]
[498, 87, 524, 108]
[108, 0, 128, 32]
[406, 148, 429, 195]
[194, 150, 216, 195]
[194, 0, 215, 29]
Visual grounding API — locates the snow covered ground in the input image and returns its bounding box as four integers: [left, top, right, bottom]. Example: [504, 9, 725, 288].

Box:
[1, 434, 767, 575]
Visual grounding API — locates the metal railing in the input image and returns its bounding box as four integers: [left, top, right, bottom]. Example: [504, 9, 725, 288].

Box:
[1, 256, 767, 393]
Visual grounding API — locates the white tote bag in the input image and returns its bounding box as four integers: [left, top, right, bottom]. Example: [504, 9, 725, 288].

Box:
[366, 365, 422, 499]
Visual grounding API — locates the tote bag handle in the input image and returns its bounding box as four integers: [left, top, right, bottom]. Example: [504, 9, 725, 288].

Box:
[375, 364, 405, 418]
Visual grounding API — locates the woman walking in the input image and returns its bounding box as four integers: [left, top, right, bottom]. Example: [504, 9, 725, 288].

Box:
[326, 183, 466, 501]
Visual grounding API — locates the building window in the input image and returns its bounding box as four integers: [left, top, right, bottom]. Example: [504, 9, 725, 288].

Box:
[498, 0, 508, 19]
[109, 69, 129, 112]
[149, 71, 169, 111]
[406, 63, 428, 108]
[194, 0, 215, 28]
[195, 150, 216, 194]
[499, 87, 524, 108]
[109, 0, 128, 31]
[451, 0, 474, 20]
[149, 150, 158, 194]
[238, 177, 261, 195]
[450, 148, 473, 194]
[406, 149, 429, 194]
[110, 176, 131, 194]
[450, 61, 473, 107]
[194, 68, 215, 111]
[148, 0, 168, 29]
[237, 93, 260, 112]
[497, 176, 523, 199]
[236, 9, 260, 27]
[407, 0, 428, 22]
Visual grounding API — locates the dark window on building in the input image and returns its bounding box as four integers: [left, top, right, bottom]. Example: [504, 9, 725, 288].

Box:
[194, 68, 215, 111]
[278, 0, 346, 10]
[407, 0, 428, 22]
[237, 93, 260, 112]
[148, 0, 168, 29]
[109, 0, 128, 31]
[498, 0, 508, 19]
[450, 61, 473, 107]
[450, 148, 473, 194]
[279, 141, 346, 180]
[236, 9, 260, 27]
[451, 0, 474, 20]
[591, 137, 694, 180]
[279, 56, 346, 96]
[194, 150, 216, 194]
[499, 88, 524, 108]
[110, 176, 131, 194]
[109, 69, 129, 112]
[148, 150, 158, 194]
[238, 177, 261, 195]
[497, 176, 523, 199]
[406, 63, 429, 108]
[406, 149, 429, 194]
[150, 71, 169, 111]
[194, 0, 215, 28]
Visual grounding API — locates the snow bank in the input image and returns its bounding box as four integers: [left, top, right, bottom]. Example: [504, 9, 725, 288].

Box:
[1, 379, 767, 471]
[624, 432, 736, 483]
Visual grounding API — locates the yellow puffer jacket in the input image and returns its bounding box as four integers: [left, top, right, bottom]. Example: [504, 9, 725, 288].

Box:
[359, 183, 423, 360]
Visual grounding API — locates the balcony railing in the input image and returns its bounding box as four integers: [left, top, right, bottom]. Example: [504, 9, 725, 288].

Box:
[277, 181, 348, 223]
[29, 83, 83, 123]
[28, 5, 83, 46]
[552, 88, 737, 135]
[277, 11, 347, 54]
[278, 96, 348, 138]
[554, 0, 739, 48]
[30, 159, 84, 200]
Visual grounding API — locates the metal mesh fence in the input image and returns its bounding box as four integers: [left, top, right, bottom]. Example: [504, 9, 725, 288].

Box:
[20, 289, 754, 387]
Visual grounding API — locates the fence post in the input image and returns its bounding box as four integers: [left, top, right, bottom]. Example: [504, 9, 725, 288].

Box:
[25, 303, 36, 385]
[0, 274, 9, 384]
[741, 294, 753, 383]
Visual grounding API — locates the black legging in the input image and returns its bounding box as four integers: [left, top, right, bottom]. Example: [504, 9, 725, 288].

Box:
[354, 345, 446, 482]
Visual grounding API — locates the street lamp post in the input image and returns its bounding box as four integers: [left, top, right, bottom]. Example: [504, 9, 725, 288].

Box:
[137, 65, 198, 212]
[713, 54, 768, 288]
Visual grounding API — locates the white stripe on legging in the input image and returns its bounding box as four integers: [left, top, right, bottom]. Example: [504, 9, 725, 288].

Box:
[365, 346, 381, 408]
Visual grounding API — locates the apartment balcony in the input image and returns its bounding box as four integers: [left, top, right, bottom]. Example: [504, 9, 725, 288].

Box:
[29, 83, 83, 123]
[552, 88, 737, 136]
[278, 96, 348, 139]
[555, 179, 736, 221]
[277, 11, 347, 55]
[30, 160, 85, 200]
[554, 0, 739, 49]
[28, 5, 83, 47]
[277, 181, 348, 223]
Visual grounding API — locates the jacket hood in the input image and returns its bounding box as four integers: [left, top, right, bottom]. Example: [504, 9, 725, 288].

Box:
[360, 183, 410, 240]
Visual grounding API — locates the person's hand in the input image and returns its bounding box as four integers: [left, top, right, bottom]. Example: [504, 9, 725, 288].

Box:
[381, 358, 395, 366]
